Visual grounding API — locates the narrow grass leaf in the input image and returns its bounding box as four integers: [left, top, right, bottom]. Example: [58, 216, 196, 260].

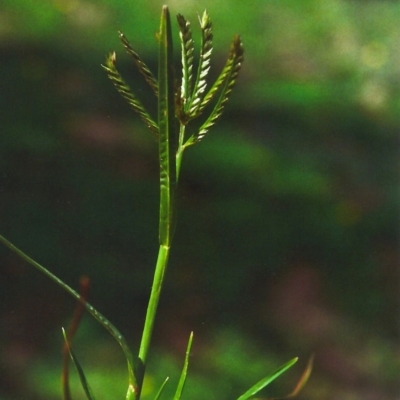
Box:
[62, 328, 97, 400]
[278, 354, 314, 399]
[103, 52, 159, 136]
[119, 31, 159, 96]
[236, 357, 298, 400]
[0, 235, 140, 400]
[153, 377, 169, 400]
[173, 332, 194, 400]
[62, 276, 90, 400]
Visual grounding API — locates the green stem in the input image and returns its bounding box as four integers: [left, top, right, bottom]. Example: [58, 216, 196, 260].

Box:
[138, 244, 170, 364]
[137, 7, 176, 385]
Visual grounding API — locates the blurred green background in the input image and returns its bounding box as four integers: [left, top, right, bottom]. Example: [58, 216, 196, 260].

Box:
[0, 0, 398, 399]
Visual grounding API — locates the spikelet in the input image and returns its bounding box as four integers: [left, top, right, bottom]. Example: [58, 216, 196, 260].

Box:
[102, 52, 159, 136]
[119, 31, 159, 97]
[177, 14, 194, 112]
[187, 34, 244, 145]
[187, 10, 213, 118]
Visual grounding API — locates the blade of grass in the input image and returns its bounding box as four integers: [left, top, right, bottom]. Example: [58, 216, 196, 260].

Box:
[0, 235, 140, 400]
[62, 328, 97, 400]
[153, 377, 169, 400]
[261, 355, 315, 400]
[236, 358, 298, 400]
[275, 354, 314, 399]
[173, 332, 194, 400]
[62, 276, 90, 400]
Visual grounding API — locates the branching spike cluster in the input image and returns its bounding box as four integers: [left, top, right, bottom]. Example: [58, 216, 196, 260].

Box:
[104, 10, 243, 148]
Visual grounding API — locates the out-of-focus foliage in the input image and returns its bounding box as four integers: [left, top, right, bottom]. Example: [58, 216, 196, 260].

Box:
[0, 1, 398, 400]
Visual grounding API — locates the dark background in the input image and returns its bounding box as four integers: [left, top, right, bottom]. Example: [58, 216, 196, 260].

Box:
[0, 1, 398, 399]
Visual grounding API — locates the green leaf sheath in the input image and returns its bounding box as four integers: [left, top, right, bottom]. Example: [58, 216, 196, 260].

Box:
[138, 6, 177, 376]
[102, 53, 159, 137]
[158, 5, 177, 248]
[0, 235, 140, 399]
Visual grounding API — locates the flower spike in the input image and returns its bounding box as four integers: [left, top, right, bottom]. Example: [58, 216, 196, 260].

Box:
[102, 52, 159, 137]
[119, 31, 159, 96]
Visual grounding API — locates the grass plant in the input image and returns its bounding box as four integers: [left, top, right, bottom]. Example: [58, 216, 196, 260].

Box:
[0, 5, 312, 400]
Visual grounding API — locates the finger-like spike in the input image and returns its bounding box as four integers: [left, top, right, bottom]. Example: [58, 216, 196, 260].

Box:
[119, 31, 159, 96]
[103, 53, 159, 137]
[187, 10, 213, 117]
[186, 35, 243, 145]
[177, 14, 195, 113]
[200, 35, 243, 114]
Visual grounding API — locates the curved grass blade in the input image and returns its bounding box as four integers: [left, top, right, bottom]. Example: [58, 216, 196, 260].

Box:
[173, 332, 194, 400]
[0, 235, 140, 400]
[103, 52, 159, 137]
[285, 354, 314, 398]
[62, 328, 97, 400]
[236, 357, 298, 400]
[187, 10, 213, 117]
[119, 31, 159, 97]
[270, 354, 314, 399]
[62, 276, 90, 400]
[153, 377, 169, 400]
[177, 14, 194, 114]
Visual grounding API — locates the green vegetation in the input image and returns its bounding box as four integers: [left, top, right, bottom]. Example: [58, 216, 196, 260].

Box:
[0, 5, 313, 400]
[0, 1, 398, 400]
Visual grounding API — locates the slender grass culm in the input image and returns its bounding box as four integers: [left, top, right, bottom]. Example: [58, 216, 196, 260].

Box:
[0, 5, 312, 400]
